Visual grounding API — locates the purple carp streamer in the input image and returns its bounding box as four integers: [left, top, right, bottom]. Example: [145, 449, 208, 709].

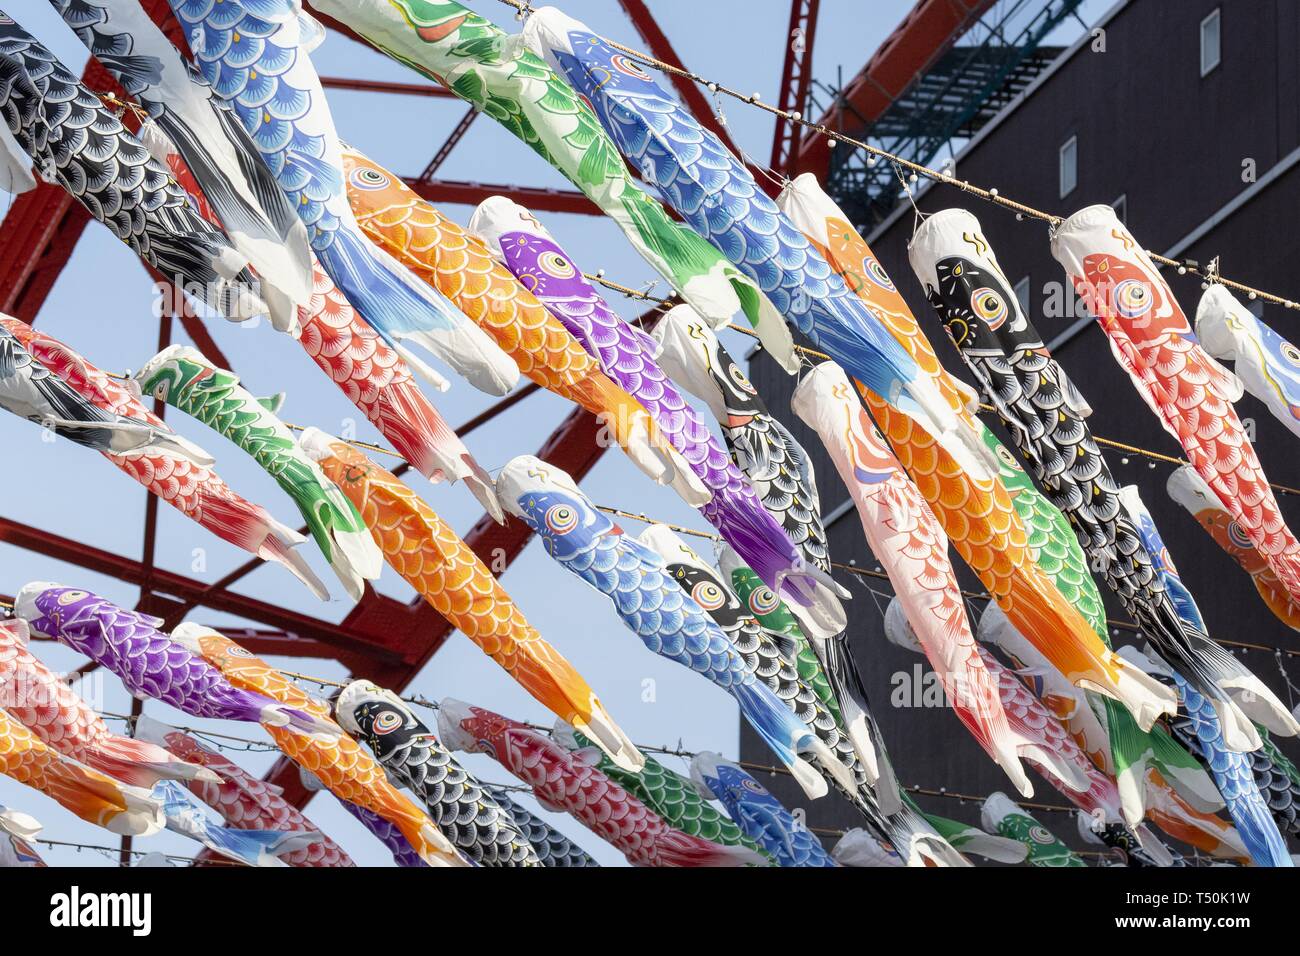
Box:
[14, 583, 330, 734]
[0, 10, 265, 321]
[50, 0, 313, 333]
[471, 196, 846, 637]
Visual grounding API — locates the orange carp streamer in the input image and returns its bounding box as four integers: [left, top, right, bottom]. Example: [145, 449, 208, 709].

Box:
[778, 176, 1173, 727]
[169, 623, 467, 867]
[300, 428, 644, 773]
[0, 705, 162, 836]
[340, 146, 705, 504]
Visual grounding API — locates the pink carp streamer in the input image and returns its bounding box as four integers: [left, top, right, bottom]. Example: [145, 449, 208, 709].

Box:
[134, 716, 354, 868]
[0, 619, 209, 789]
[437, 699, 765, 868]
[0, 318, 327, 598]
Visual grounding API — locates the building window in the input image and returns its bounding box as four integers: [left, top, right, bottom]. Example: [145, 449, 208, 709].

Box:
[1059, 135, 1078, 198]
[1201, 8, 1221, 76]
[1014, 276, 1031, 316]
[1112, 193, 1128, 223]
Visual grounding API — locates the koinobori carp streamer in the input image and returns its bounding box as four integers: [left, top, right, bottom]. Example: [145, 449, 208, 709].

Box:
[50, 0, 313, 333]
[471, 196, 846, 637]
[313, 0, 773, 349]
[135, 346, 383, 601]
[302, 429, 642, 773]
[0, 11, 266, 321]
[165, 0, 517, 395]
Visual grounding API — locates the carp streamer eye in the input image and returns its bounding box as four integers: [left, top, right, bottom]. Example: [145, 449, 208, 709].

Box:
[1030, 825, 1056, 845]
[538, 250, 576, 279]
[545, 504, 579, 535]
[57, 590, 88, 606]
[863, 256, 896, 291]
[748, 586, 780, 616]
[1281, 341, 1300, 366]
[995, 443, 1021, 470]
[727, 362, 757, 394]
[971, 287, 1009, 329]
[1227, 520, 1253, 550]
[349, 167, 389, 190]
[691, 581, 727, 611]
[227, 645, 255, 658]
[1114, 278, 1153, 318]
[612, 54, 653, 80]
[373, 710, 404, 735]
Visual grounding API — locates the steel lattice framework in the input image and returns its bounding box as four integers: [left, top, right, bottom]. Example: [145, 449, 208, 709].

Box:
[0, 0, 996, 864]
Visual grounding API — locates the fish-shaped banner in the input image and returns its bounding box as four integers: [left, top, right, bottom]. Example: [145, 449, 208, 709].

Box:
[485, 787, 599, 868]
[165, 0, 514, 394]
[882, 598, 1093, 804]
[169, 623, 468, 867]
[1139, 764, 1249, 864]
[531, 8, 986, 459]
[1051, 204, 1300, 605]
[135, 715, 354, 868]
[335, 148, 692, 494]
[151, 780, 321, 868]
[1167, 465, 1300, 632]
[14, 583, 328, 733]
[495, 454, 836, 799]
[918, 812, 1030, 864]
[550, 721, 766, 860]
[0, 806, 45, 867]
[1074, 809, 1181, 868]
[0, 316, 164, 456]
[312, 0, 775, 355]
[0, 618, 211, 789]
[977, 604, 1223, 824]
[654, 306, 830, 574]
[716, 545, 893, 798]
[636, 523, 861, 798]
[2, 318, 328, 598]
[794, 360, 1071, 795]
[335, 680, 541, 867]
[301, 428, 641, 772]
[913, 208, 1296, 756]
[1118, 485, 1300, 862]
[1120, 646, 1291, 868]
[136, 345, 382, 601]
[122, 124, 496, 504]
[437, 698, 764, 867]
[777, 178, 1173, 733]
[0, 11, 265, 321]
[472, 197, 847, 636]
[0, 703, 162, 836]
[1196, 283, 1300, 441]
[691, 751, 837, 868]
[51, 0, 313, 333]
[981, 792, 1085, 867]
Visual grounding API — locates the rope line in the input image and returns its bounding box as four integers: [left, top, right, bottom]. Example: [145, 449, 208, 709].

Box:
[493, 0, 1300, 312]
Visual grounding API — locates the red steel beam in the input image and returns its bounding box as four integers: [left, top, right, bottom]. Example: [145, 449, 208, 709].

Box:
[795, 0, 996, 178]
[0, 515, 408, 665]
[418, 107, 479, 182]
[320, 76, 453, 98]
[769, 0, 821, 178]
[403, 178, 598, 215]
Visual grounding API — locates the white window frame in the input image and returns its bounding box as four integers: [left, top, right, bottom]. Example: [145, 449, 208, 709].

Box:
[1201, 8, 1221, 76]
[1059, 135, 1078, 198]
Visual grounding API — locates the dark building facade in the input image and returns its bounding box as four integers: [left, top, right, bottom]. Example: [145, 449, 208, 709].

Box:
[743, 0, 1300, 861]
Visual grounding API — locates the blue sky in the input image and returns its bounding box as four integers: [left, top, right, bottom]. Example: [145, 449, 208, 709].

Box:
[0, 0, 1111, 867]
